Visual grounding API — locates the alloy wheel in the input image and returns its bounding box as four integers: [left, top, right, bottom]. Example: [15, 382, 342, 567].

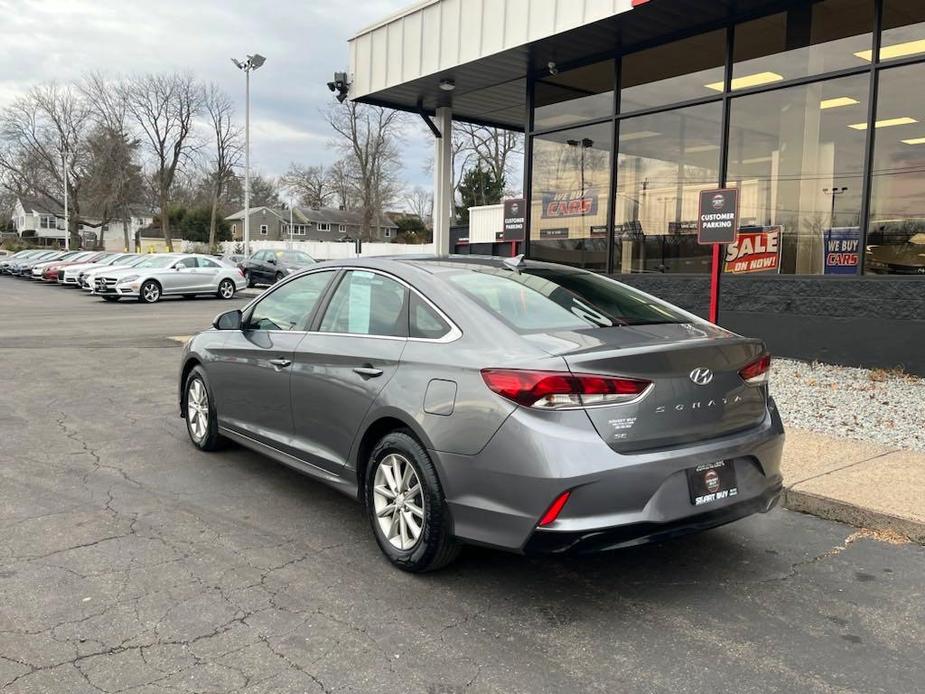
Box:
[142, 281, 160, 303]
[186, 378, 209, 442]
[372, 453, 425, 550]
[219, 279, 235, 299]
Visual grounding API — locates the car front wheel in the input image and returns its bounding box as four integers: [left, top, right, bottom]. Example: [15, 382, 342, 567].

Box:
[184, 366, 223, 451]
[217, 278, 235, 299]
[139, 280, 161, 304]
[365, 431, 460, 572]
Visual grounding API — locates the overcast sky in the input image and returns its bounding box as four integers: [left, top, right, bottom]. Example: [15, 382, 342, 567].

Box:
[0, 0, 433, 190]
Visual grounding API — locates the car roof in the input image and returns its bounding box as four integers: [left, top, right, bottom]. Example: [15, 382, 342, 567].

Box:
[312, 254, 581, 276]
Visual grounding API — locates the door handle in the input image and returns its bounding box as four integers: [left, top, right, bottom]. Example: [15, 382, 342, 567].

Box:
[269, 358, 292, 370]
[353, 366, 384, 378]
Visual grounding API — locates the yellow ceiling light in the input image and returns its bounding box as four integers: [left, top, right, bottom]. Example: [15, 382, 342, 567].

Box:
[820, 97, 859, 110]
[685, 144, 720, 153]
[848, 117, 917, 130]
[621, 130, 660, 141]
[705, 71, 783, 92]
[855, 39, 925, 62]
[901, 137, 925, 145]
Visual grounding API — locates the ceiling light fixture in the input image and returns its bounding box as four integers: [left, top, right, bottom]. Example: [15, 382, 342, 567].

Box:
[439, 79, 456, 91]
[705, 71, 783, 92]
[849, 116, 918, 130]
[901, 137, 925, 145]
[620, 130, 661, 141]
[685, 144, 720, 153]
[820, 97, 859, 110]
[855, 39, 925, 62]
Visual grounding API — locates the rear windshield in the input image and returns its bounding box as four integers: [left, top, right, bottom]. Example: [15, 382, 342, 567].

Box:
[447, 267, 689, 332]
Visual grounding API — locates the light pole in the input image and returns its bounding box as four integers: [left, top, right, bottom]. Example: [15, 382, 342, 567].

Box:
[231, 53, 266, 258]
[823, 186, 848, 228]
[61, 143, 69, 251]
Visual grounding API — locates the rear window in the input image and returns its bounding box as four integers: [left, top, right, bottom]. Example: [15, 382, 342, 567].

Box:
[447, 267, 688, 332]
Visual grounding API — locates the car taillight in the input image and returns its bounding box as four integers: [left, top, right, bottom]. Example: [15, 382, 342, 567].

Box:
[480, 369, 651, 409]
[739, 354, 771, 386]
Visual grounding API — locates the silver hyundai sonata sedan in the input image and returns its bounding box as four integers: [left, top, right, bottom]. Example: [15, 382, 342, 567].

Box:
[179, 256, 784, 572]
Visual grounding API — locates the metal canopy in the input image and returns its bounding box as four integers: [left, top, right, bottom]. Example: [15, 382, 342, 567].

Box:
[348, 0, 798, 129]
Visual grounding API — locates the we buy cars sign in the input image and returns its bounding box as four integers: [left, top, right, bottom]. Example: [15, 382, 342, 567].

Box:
[724, 226, 782, 275]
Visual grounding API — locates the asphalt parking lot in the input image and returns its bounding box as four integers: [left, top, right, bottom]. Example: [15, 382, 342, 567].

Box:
[1, 278, 923, 693]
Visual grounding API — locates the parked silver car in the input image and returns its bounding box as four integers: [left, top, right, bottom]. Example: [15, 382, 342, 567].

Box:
[94, 253, 246, 303]
[179, 256, 784, 572]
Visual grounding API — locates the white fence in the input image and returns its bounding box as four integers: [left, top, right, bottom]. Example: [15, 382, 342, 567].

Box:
[182, 239, 435, 260]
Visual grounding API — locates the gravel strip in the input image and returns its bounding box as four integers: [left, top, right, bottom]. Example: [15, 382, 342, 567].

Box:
[770, 358, 925, 452]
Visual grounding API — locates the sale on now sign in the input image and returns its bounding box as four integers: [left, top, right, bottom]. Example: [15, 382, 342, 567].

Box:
[724, 227, 782, 275]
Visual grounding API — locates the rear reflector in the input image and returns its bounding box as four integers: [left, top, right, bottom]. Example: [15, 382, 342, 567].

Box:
[481, 369, 651, 409]
[739, 354, 771, 385]
[538, 490, 571, 527]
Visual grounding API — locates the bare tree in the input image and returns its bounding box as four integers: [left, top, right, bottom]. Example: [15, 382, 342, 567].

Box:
[327, 158, 355, 210]
[82, 72, 146, 250]
[327, 102, 403, 240]
[456, 123, 523, 196]
[405, 185, 433, 228]
[124, 73, 203, 251]
[0, 83, 94, 249]
[280, 163, 333, 209]
[203, 84, 242, 249]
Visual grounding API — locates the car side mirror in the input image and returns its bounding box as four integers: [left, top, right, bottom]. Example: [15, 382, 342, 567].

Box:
[213, 309, 242, 331]
[267, 257, 277, 265]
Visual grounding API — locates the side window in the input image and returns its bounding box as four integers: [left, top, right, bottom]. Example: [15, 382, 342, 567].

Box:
[319, 271, 408, 337]
[175, 257, 198, 269]
[409, 294, 451, 340]
[246, 271, 334, 331]
[199, 258, 220, 268]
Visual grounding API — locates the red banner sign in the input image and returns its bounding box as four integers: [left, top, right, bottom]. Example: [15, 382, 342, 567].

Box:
[724, 227, 782, 275]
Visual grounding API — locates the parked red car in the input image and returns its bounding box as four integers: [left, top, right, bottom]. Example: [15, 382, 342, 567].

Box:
[41, 252, 107, 282]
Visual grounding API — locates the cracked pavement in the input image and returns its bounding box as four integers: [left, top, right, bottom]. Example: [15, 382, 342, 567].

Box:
[1, 278, 923, 693]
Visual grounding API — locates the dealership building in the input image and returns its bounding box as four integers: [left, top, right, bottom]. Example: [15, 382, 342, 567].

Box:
[346, 0, 925, 373]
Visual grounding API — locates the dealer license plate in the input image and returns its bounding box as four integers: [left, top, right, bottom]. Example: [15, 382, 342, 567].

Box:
[687, 461, 738, 506]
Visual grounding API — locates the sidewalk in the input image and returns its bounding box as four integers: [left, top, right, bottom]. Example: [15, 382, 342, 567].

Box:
[781, 427, 925, 543]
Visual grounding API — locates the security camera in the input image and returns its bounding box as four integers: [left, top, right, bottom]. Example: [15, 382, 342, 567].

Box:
[328, 71, 350, 102]
[548, 61, 558, 76]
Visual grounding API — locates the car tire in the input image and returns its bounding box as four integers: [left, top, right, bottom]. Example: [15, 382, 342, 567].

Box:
[139, 280, 161, 304]
[184, 366, 224, 452]
[365, 431, 460, 572]
[101, 296, 120, 302]
[217, 278, 236, 300]
[274, 271, 285, 284]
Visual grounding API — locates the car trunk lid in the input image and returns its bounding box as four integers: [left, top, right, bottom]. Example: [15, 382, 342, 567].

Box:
[523, 323, 768, 452]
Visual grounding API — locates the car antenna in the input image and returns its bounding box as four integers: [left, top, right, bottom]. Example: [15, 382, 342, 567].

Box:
[503, 254, 526, 272]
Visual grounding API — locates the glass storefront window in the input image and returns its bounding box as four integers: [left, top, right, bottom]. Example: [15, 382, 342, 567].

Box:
[621, 30, 725, 113]
[530, 123, 612, 270]
[733, 0, 873, 87]
[878, 0, 925, 63]
[613, 103, 723, 273]
[866, 63, 925, 275]
[727, 74, 869, 275]
[533, 61, 614, 131]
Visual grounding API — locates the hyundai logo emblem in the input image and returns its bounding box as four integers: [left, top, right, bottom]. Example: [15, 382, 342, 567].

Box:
[689, 368, 714, 386]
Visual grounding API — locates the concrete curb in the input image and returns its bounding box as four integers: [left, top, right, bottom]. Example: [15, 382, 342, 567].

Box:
[782, 487, 925, 544]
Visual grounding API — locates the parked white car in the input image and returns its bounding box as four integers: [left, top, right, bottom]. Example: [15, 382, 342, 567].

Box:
[61, 253, 138, 286]
[93, 254, 246, 303]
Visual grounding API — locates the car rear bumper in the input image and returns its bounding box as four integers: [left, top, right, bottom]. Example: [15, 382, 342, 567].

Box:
[431, 397, 785, 553]
[522, 483, 781, 554]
